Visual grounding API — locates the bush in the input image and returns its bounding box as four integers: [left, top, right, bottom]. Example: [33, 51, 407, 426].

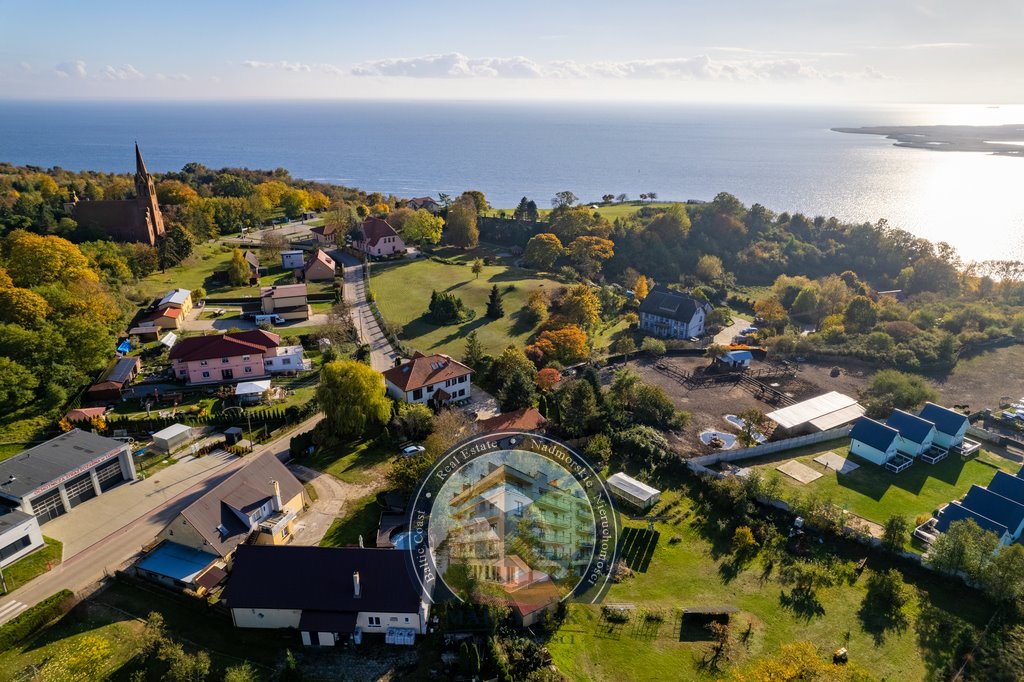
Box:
[640, 337, 666, 356]
[0, 589, 75, 650]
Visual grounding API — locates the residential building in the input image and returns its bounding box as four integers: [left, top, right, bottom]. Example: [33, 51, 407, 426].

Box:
[134, 540, 227, 594]
[935, 502, 1011, 543]
[0, 508, 44, 569]
[146, 305, 185, 330]
[987, 471, 1024, 507]
[84, 356, 141, 403]
[382, 352, 472, 406]
[638, 285, 712, 339]
[849, 417, 900, 466]
[310, 223, 337, 246]
[931, 469, 1024, 546]
[260, 284, 310, 321]
[885, 409, 937, 457]
[607, 472, 661, 511]
[156, 452, 307, 560]
[299, 249, 336, 282]
[263, 344, 311, 374]
[918, 402, 970, 449]
[63, 406, 107, 423]
[222, 545, 431, 646]
[159, 288, 194, 316]
[235, 379, 272, 405]
[407, 196, 440, 212]
[243, 251, 261, 281]
[766, 391, 865, 438]
[69, 144, 165, 245]
[958, 485, 1024, 540]
[353, 217, 406, 258]
[281, 250, 305, 269]
[477, 408, 548, 433]
[169, 329, 280, 385]
[0, 430, 137, 523]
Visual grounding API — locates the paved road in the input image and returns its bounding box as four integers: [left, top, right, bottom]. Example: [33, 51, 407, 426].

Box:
[715, 315, 752, 346]
[338, 253, 398, 372]
[0, 414, 323, 625]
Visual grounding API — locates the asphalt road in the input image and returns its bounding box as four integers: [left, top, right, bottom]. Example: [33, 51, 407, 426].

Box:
[337, 253, 399, 372]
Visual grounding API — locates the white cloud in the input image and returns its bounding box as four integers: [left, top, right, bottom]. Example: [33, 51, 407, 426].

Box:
[243, 60, 343, 75]
[352, 53, 544, 78]
[101, 64, 144, 80]
[55, 60, 87, 78]
[901, 42, 972, 49]
[154, 72, 191, 81]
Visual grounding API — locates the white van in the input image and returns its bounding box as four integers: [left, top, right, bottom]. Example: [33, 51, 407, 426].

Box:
[254, 314, 285, 326]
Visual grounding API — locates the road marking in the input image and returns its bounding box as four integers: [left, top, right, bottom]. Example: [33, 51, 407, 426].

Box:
[0, 599, 29, 624]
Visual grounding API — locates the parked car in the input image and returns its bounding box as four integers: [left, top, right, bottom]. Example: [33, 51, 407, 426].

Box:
[400, 444, 425, 457]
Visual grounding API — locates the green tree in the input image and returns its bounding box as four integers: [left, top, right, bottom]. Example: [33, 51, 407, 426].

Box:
[928, 518, 1000, 578]
[227, 249, 250, 286]
[402, 209, 444, 245]
[386, 453, 433, 494]
[881, 514, 910, 553]
[317, 360, 391, 439]
[158, 640, 210, 682]
[843, 295, 878, 333]
[583, 433, 612, 466]
[695, 254, 725, 284]
[981, 543, 1024, 602]
[0, 357, 39, 414]
[391, 402, 434, 442]
[640, 336, 666, 356]
[488, 346, 537, 390]
[789, 286, 820, 323]
[551, 190, 578, 208]
[462, 330, 484, 369]
[610, 336, 636, 360]
[158, 225, 195, 270]
[223, 661, 259, 682]
[523, 233, 564, 270]
[862, 369, 939, 418]
[499, 369, 536, 411]
[192, 286, 207, 302]
[486, 285, 505, 319]
[427, 290, 470, 324]
[471, 258, 484, 278]
[460, 190, 489, 214]
[446, 197, 479, 248]
[558, 380, 599, 438]
[513, 196, 531, 221]
[736, 409, 767, 447]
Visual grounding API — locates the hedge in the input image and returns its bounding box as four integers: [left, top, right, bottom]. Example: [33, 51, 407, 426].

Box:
[0, 589, 76, 650]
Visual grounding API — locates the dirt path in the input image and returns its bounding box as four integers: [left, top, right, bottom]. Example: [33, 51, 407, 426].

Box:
[288, 464, 382, 546]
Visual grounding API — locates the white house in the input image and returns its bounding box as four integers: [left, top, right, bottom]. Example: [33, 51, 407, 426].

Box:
[223, 545, 431, 647]
[264, 345, 312, 374]
[849, 417, 900, 465]
[281, 250, 306, 270]
[352, 217, 406, 258]
[382, 352, 472, 406]
[885, 410, 937, 458]
[638, 285, 712, 339]
[918, 403, 970, 449]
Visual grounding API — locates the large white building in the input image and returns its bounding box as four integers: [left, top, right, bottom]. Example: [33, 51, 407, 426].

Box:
[638, 285, 712, 339]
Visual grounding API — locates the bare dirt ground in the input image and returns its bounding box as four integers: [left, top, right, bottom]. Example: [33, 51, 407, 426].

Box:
[928, 345, 1024, 412]
[288, 463, 382, 546]
[605, 356, 874, 456]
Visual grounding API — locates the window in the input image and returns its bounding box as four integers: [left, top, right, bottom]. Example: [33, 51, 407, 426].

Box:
[412, 388, 423, 400]
[244, 367, 253, 374]
[282, 358, 291, 366]
[179, 369, 187, 376]
[368, 616, 381, 627]
[200, 360, 208, 366]
[390, 616, 398, 622]
[427, 385, 434, 393]
[222, 358, 230, 364]
[202, 371, 210, 378]
[0, 535, 31, 561]
[242, 355, 250, 361]
[459, 375, 467, 383]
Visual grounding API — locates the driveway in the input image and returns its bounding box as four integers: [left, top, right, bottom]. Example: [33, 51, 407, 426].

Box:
[0, 413, 323, 625]
[715, 315, 752, 346]
[463, 384, 500, 420]
[338, 253, 399, 372]
[287, 464, 380, 546]
[181, 307, 328, 333]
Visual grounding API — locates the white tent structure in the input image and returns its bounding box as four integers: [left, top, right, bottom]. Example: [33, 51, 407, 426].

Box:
[159, 331, 178, 349]
[235, 379, 272, 404]
[607, 472, 661, 511]
[766, 391, 865, 437]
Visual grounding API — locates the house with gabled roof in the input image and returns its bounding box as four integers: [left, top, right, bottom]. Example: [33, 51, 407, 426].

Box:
[918, 402, 969, 449]
[407, 196, 440, 212]
[849, 417, 900, 466]
[169, 330, 280, 385]
[959, 484, 1024, 540]
[988, 471, 1024, 507]
[156, 452, 307, 560]
[85, 356, 141, 402]
[935, 501, 1011, 543]
[638, 285, 712, 339]
[299, 249, 336, 282]
[382, 352, 472, 406]
[310, 223, 337, 246]
[260, 283, 310, 321]
[243, 250, 261, 281]
[353, 217, 406, 258]
[885, 409, 937, 458]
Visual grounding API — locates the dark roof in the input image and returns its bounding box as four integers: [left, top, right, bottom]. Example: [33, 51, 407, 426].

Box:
[849, 417, 899, 453]
[243, 250, 260, 270]
[260, 284, 308, 299]
[0, 430, 126, 500]
[196, 565, 228, 591]
[302, 249, 335, 274]
[299, 610, 358, 634]
[222, 545, 424, 614]
[961, 484, 1024, 532]
[178, 452, 305, 557]
[359, 217, 400, 247]
[988, 471, 1024, 506]
[0, 507, 35, 533]
[103, 356, 141, 385]
[918, 402, 969, 437]
[885, 409, 936, 444]
[168, 330, 279, 362]
[382, 352, 472, 392]
[936, 501, 1009, 537]
[638, 285, 706, 324]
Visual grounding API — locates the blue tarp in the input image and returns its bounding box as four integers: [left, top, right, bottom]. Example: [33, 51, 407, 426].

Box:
[116, 339, 131, 354]
[137, 541, 216, 584]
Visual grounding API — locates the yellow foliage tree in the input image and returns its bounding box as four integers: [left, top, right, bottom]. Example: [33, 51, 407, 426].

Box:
[6, 232, 97, 287]
[529, 325, 589, 364]
[633, 275, 649, 300]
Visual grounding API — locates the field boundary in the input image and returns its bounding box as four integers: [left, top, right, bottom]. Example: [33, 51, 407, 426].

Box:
[687, 425, 853, 471]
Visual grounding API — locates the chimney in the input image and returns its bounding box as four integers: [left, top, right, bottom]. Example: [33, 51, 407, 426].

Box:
[271, 479, 282, 511]
[353, 571, 361, 598]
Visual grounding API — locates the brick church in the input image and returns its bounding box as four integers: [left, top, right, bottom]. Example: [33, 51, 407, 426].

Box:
[71, 144, 166, 245]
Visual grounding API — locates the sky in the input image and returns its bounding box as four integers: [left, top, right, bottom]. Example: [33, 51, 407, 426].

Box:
[1, 0, 1020, 103]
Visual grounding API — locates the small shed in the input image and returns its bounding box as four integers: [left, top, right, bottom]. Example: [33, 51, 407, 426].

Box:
[152, 423, 195, 453]
[235, 379, 272, 405]
[160, 331, 178, 349]
[607, 472, 661, 510]
[716, 350, 752, 369]
[129, 325, 162, 342]
[224, 427, 244, 445]
[281, 250, 305, 269]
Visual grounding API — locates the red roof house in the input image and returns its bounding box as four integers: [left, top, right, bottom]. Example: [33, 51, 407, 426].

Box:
[353, 217, 406, 258]
[170, 331, 280, 385]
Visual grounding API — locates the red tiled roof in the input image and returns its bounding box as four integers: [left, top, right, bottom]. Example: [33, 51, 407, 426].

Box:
[65, 407, 107, 422]
[150, 306, 183, 320]
[302, 249, 335, 273]
[168, 330, 280, 362]
[382, 352, 472, 392]
[360, 217, 399, 247]
[478, 408, 548, 433]
[310, 224, 336, 236]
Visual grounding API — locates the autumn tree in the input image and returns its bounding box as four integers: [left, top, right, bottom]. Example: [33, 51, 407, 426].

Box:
[227, 249, 251, 286]
[557, 284, 601, 328]
[471, 258, 483, 279]
[424, 408, 478, 458]
[460, 190, 489, 214]
[632, 274, 649, 300]
[6, 231, 97, 287]
[317, 360, 391, 439]
[695, 254, 725, 284]
[446, 197, 479, 248]
[568, 236, 614, 278]
[523, 290, 549, 327]
[156, 179, 199, 205]
[0, 287, 51, 326]
[402, 208, 444, 245]
[536, 367, 562, 392]
[529, 325, 589, 364]
[523, 233, 564, 270]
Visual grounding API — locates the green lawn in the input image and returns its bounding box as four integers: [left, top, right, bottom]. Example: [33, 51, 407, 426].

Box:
[750, 440, 1019, 524]
[320, 494, 381, 548]
[546, 490, 991, 681]
[2, 537, 62, 593]
[487, 201, 680, 223]
[370, 258, 566, 356]
[303, 438, 392, 485]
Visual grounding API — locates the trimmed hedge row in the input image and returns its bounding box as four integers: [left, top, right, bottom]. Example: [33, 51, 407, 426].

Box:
[0, 589, 76, 651]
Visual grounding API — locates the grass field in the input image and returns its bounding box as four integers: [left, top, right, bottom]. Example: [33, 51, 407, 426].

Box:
[370, 258, 567, 356]
[748, 440, 1018, 524]
[303, 438, 392, 486]
[546, 490, 991, 681]
[320, 494, 381, 548]
[2, 537, 62, 593]
[487, 201, 680, 223]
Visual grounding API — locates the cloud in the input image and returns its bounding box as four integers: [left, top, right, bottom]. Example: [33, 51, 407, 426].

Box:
[352, 53, 544, 78]
[55, 60, 87, 78]
[349, 52, 885, 82]
[101, 64, 145, 80]
[901, 42, 972, 49]
[243, 60, 343, 75]
[154, 72, 191, 82]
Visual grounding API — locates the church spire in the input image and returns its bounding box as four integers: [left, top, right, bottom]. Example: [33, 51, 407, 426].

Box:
[135, 142, 149, 177]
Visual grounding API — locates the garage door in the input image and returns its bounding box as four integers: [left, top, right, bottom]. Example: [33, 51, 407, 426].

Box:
[64, 473, 97, 509]
[95, 459, 125, 491]
[32, 489, 66, 523]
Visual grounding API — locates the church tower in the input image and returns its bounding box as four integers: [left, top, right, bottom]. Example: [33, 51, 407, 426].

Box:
[133, 143, 165, 243]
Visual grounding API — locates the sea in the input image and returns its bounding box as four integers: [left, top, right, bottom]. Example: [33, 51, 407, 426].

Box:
[1, 99, 1022, 263]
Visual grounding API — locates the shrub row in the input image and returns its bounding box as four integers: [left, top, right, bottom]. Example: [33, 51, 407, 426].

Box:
[0, 589, 76, 651]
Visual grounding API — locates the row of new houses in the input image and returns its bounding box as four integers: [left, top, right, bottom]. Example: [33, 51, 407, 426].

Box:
[849, 402, 979, 473]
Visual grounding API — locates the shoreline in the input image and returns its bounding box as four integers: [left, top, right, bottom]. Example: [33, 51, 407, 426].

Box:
[833, 124, 1024, 156]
